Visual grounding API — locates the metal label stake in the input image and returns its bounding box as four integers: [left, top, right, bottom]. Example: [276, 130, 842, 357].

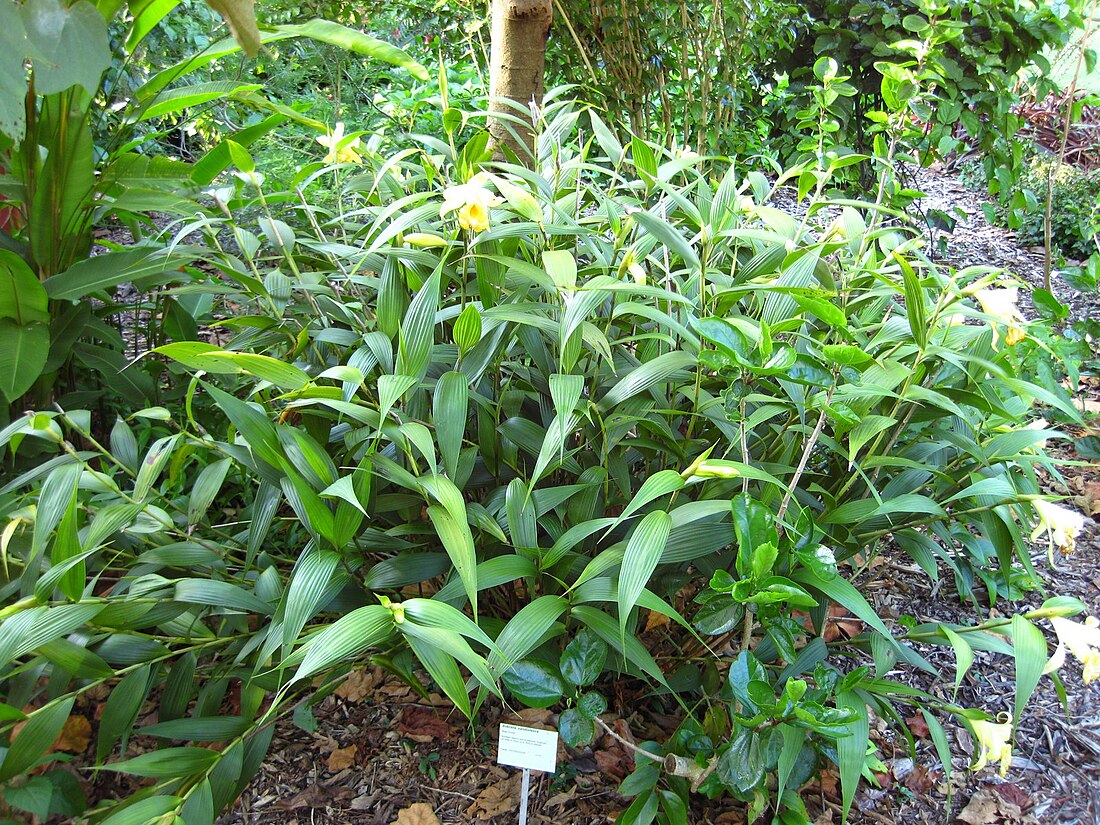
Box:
[496, 723, 559, 825]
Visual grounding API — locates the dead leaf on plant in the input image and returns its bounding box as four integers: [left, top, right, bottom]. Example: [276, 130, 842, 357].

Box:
[326, 744, 357, 771]
[335, 669, 377, 702]
[643, 609, 671, 633]
[466, 775, 519, 820]
[397, 706, 452, 742]
[391, 802, 441, 825]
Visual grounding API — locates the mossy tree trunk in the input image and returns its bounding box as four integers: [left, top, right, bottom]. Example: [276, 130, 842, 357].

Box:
[489, 0, 552, 164]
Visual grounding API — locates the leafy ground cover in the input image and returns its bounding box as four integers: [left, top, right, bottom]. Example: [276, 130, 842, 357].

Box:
[215, 165, 1100, 825]
[2, 4, 1100, 825]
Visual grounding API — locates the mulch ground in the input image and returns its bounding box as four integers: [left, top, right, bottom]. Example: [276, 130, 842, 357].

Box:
[206, 165, 1100, 825]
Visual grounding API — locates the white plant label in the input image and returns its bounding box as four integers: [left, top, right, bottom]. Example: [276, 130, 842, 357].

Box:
[497, 723, 558, 773]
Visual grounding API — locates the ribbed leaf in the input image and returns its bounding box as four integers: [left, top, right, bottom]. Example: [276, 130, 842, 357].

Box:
[489, 596, 569, 674]
[396, 269, 441, 382]
[421, 475, 478, 616]
[188, 458, 232, 527]
[1011, 614, 1047, 726]
[289, 604, 394, 683]
[433, 371, 468, 479]
[836, 690, 868, 820]
[281, 549, 339, 647]
[0, 698, 74, 782]
[101, 747, 220, 779]
[598, 351, 694, 410]
[617, 511, 672, 646]
[174, 579, 274, 615]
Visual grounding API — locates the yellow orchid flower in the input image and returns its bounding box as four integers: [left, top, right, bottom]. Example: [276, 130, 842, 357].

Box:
[440, 173, 503, 234]
[970, 717, 1013, 776]
[1049, 616, 1100, 683]
[1030, 499, 1086, 559]
[316, 122, 363, 164]
[973, 286, 1026, 349]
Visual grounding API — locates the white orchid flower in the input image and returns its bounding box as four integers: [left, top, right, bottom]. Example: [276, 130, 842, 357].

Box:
[1047, 616, 1100, 683]
[316, 122, 363, 164]
[1030, 499, 1086, 560]
[969, 717, 1013, 776]
[973, 286, 1026, 348]
[440, 173, 503, 233]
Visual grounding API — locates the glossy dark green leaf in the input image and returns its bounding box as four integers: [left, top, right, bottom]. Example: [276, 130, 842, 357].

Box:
[501, 660, 564, 708]
[560, 627, 609, 687]
[559, 707, 595, 747]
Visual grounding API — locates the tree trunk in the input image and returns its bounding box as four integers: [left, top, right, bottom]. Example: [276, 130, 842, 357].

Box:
[489, 0, 552, 164]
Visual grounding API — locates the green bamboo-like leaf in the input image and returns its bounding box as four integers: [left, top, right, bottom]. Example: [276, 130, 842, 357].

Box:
[100, 796, 181, 825]
[155, 343, 311, 390]
[401, 598, 497, 652]
[894, 253, 927, 350]
[138, 80, 262, 120]
[96, 666, 151, 763]
[174, 579, 274, 615]
[505, 477, 537, 553]
[792, 568, 900, 653]
[188, 458, 232, 527]
[31, 462, 81, 559]
[1011, 614, 1047, 727]
[631, 210, 699, 269]
[405, 634, 471, 718]
[204, 383, 283, 471]
[433, 371, 468, 479]
[617, 511, 672, 647]
[598, 351, 694, 410]
[160, 652, 197, 722]
[0, 602, 104, 667]
[606, 470, 684, 534]
[102, 746, 220, 779]
[836, 690, 868, 821]
[288, 604, 394, 683]
[421, 475, 478, 616]
[139, 19, 426, 105]
[133, 434, 180, 502]
[399, 621, 499, 698]
[397, 268, 441, 382]
[0, 698, 74, 782]
[431, 555, 537, 606]
[489, 596, 570, 675]
[571, 605, 667, 686]
[44, 248, 194, 301]
[141, 716, 250, 741]
[939, 624, 974, 695]
[281, 549, 339, 647]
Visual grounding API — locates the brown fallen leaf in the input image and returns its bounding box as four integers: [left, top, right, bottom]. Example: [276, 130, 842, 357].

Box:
[391, 802, 441, 825]
[466, 775, 520, 820]
[504, 707, 555, 727]
[273, 784, 356, 810]
[53, 714, 92, 753]
[905, 713, 930, 739]
[397, 706, 452, 742]
[326, 744, 357, 771]
[993, 782, 1032, 811]
[335, 669, 377, 703]
[957, 786, 1034, 825]
[901, 764, 937, 793]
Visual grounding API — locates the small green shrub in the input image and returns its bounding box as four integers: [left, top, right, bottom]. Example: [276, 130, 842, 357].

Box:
[0, 92, 1092, 825]
[995, 154, 1100, 261]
